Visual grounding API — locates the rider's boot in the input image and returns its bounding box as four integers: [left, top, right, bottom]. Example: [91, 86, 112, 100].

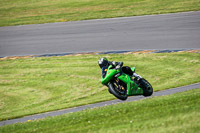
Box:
[132, 73, 142, 84]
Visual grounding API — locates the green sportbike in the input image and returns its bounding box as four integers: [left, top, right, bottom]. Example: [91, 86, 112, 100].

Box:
[101, 65, 153, 100]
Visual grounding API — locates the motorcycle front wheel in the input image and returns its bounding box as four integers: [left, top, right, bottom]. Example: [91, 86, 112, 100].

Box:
[108, 82, 128, 101]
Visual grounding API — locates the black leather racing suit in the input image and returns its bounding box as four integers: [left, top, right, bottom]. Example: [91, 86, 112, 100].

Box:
[101, 61, 133, 78]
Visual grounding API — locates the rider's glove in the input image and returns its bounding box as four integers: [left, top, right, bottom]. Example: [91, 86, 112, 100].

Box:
[118, 62, 123, 67]
[112, 61, 116, 66]
[115, 65, 120, 69]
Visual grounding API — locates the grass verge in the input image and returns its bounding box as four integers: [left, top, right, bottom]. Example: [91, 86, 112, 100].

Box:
[0, 88, 199, 133]
[0, 52, 199, 121]
[0, 0, 200, 26]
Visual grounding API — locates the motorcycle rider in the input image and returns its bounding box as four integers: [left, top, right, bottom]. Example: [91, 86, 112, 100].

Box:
[98, 57, 141, 80]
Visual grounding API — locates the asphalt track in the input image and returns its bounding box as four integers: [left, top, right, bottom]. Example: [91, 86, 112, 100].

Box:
[0, 83, 199, 127]
[0, 11, 200, 57]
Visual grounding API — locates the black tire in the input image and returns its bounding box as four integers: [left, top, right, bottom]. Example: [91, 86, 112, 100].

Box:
[138, 78, 153, 96]
[108, 82, 128, 100]
[108, 88, 112, 94]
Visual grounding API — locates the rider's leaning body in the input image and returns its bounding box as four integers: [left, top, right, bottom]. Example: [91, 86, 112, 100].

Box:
[98, 57, 141, 79]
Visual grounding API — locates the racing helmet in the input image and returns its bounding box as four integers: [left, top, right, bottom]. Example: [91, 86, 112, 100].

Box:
[98, 57, 108, 68]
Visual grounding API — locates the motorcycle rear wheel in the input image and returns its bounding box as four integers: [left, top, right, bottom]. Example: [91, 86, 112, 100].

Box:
[138, 78, 153, 96]
[108, 82, 128, 100]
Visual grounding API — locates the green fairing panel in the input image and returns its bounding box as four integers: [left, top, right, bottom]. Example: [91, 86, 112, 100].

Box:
[118, 74, 143, 96]
[101, 65, 143, 96]
[101, 76, 110, 85]
[101, 65, 117, 85]
[128, 86, 143, 96]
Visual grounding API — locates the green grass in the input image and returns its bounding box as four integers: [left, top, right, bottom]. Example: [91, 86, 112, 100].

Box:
[0, 52, 200, 121]
[0, 0, 200, 26]
[0, 88, 199, 133]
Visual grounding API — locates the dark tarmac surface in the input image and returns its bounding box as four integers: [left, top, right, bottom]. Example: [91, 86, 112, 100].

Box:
[0, 11, 200, 57]
[0, 83, 199, 127]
